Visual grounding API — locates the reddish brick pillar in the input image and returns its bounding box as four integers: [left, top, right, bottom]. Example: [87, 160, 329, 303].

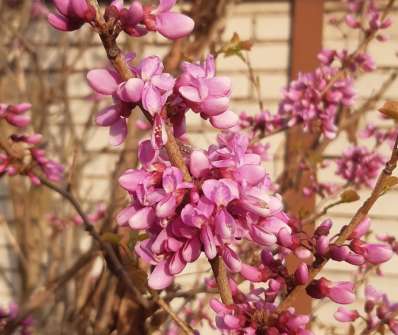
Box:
[283, 0, 325, 314]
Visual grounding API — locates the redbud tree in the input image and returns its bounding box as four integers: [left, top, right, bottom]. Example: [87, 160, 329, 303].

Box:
[0, 0, 398, 334]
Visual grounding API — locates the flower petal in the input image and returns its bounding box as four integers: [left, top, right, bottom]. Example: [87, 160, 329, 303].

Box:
[210, 110, 239, 129]
[87, 69, 119, 95]
[148, 260, 174, 290]
[156, 12, 194, 40]
[109, 117, 127, 146]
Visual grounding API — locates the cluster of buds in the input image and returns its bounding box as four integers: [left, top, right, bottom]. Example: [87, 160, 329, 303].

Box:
[278, 64, 356, 139]
[334, 285, 398, 334]
[344, 0, 392, 41]
[0, 103, 64, 185]
[335, 146, 385, 188]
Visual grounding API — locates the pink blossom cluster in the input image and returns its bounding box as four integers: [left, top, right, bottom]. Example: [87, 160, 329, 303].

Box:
[334, 285, 398, 334]
[87, 54, 237, 146]
[343, 0, 392, 42]
[0, 102, 64, 185]
[48, 0, 194, 40]
[335, 146, 385, 188]
[318, 49, 376, 73]
[117, 131, 288, 289]
[210, 295, 312, 335]
[278, 65, 356, 139]
[0, 302, 33, 335]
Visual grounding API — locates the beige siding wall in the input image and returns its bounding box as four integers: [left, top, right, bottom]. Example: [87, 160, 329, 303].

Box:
[1, 1, 397, 332]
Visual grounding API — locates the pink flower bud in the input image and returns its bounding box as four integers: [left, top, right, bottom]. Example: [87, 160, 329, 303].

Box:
[363, 243, 393, 265]
[295, 263, 309, 285]
[334, 307, 359, 322]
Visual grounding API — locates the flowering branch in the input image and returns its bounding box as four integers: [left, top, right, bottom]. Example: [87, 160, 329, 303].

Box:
[277, 132, 398, 312]
[85, 0, 233, 307]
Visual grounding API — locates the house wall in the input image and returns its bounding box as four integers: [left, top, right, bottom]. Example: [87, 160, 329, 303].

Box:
[0, 1, 397, 332]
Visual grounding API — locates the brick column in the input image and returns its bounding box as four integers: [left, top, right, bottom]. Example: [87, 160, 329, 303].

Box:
[283, 0, 325, 314]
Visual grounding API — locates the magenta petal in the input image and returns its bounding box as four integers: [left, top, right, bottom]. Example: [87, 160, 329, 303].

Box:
[87, 69, 119, 95]
[349, 217, 371, 239]
[156, 194, 177, 218]
[328, 282, 355, 304]
[119, 169, 147, 192]
[95, 106, 120, 126]
[116, 205, 137, 226]
[117, 78, 144, 102]
[223, 315, 241, 329]
[240, 263, 262, 282]
[53, 0, 73, 16]
[179, 86, 202, 102]
[142, 84, 161, 114]
[151, 73, 176, 91]
[210, 110, 239, 129]
[189, 150, 210, 178]
[334, 307, 359, 322]
[206, 77, 231, 96]
[364, 243, 393, 264]
[148, 260, 174, 290]
[5, 114, 31, 128]
[222, 246, 241, 273]
[156, 12, 194, 40]
[200, 97, 229, 116]
[295, 263, 309, 285]
[13, 103, 32, 114]
[138, 140, 157, 166]
[128, 207, 155, 229]
[235, 165, 266, 185]
[135, 240, 158, 265]
[140, 56, 162, 80]
[127, 1, 144, 25]
[167, 251, 186, 275]
[71, 0, 89, 19]
[154, 0, 175, 13]
[215, 209, 235, 239]
[109, 118, 127, 146]
[249, 225, 277, 246]
[48, 13, 83, 31]
[181, 237, 201, 262]
[200, 225, 217, 259]
[210, 299, 230, 314]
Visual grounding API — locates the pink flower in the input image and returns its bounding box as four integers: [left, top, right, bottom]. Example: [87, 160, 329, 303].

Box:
[334, 307, 359, 322]
[150, 0, 194, 39]
[176, 55, 238, 129]
[48, 0, 95, 31]
[362, 243, 393, 264]
[307, 277, 355, 304]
